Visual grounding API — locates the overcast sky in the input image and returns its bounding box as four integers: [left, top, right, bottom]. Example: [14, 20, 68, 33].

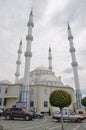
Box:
[0, 0, 86, 91]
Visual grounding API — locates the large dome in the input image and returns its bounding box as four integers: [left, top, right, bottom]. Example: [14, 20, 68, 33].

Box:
[18, 66, 64, 86]
[30, 66, 63, 86]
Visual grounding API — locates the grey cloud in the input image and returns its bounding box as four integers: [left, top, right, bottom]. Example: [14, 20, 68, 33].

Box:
[32, 0, 48, 20]
[63, 64, 84, 74]
[0, 0, 32, 56]
[78, 49, 86, 65]
[78, 65, 84, 71]
[80, 49, 86, 56]
[50, 0, 86, 31]
[63, 76, 74, 87]
[63, 67, 72, 74]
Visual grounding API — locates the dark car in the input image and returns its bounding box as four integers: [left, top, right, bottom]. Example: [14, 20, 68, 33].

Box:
[2, 107, 33, 121]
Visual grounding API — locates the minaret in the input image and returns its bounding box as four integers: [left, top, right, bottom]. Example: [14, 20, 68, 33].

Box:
[15, 40, 22, 83]
[21, 10, 34, 109]
[48, 46, 52, 70]
[67, 24, 82, 109]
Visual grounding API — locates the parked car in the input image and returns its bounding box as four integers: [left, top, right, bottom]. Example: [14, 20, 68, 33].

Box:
[2, 107, 34, 121]
[52, 110, 85, 122]
[29, 110, 44, 119]
[35, 112, 44, 119]
[0, 109, 3, 117]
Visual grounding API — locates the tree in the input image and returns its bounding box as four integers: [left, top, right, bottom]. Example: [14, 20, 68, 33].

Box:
[81, 96, 86, 107]
[49, 90, 72, 130]
[48, 107, 51, 116]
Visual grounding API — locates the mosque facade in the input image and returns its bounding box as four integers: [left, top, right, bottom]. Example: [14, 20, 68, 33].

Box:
[0, 67, 75, 113]
[0, 10, 76, 113]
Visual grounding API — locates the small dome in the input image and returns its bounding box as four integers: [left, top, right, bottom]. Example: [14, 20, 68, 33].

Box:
[0, 80, 11, 84]
[34, 67, 49, 71]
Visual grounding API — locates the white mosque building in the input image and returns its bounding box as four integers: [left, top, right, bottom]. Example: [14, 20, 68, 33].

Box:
[0, 11, 76, 113]
[0, 66, 75, 113]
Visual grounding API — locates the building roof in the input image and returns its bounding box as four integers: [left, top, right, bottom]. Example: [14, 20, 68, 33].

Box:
[0, 80, 12, 84]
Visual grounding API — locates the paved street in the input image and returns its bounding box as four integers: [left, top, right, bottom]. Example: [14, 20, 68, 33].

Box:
[0, 117, 86, 130]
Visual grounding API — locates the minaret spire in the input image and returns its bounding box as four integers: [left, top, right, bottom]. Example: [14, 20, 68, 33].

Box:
[48, 46, 52, 70]
[21, 9, 34, 109]
[68, 23, 71, 30]
[67, 23, 82, 109]
[15, 39, 22, 83]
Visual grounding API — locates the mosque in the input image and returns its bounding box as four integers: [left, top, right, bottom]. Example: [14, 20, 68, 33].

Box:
[0, 10, 82, 113]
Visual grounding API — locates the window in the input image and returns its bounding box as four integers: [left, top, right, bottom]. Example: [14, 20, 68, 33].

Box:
[5, 88, 8, 94]
[0, 98, 2, 106]
[12, 108, 19, 111]
[19, 108, 23, 112]
[44, 101, 48, 107]
[3, 98, 7, 106]
[0, 87, 2, 94]
[30, 101, 34, 107]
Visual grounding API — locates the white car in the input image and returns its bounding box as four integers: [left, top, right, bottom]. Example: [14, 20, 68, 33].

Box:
[52, 110, 84, 122]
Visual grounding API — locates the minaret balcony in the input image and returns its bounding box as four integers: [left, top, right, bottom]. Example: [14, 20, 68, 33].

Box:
[48, 56, 52, 60]
[68, 35, 73, 40]
[15, 72, 20, 76]
[70, 48, 75, 52]
[26, 35, 33, 41]
[24, 51, 32, 57]
[71, 61, 78, 67]
[18, 50, 22, 54]
[16, 61, 21, 64]
[27, 21, 34, 27]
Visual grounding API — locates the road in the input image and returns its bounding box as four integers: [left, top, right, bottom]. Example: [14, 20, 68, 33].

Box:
[0, 117, 86, 130]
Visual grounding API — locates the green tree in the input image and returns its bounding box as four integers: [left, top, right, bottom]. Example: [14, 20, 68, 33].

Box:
[49, 90, 72, 130]
[81, 96, 86, 107]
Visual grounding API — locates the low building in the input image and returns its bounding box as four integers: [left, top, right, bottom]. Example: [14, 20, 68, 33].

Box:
[0, 67, 75, 113]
